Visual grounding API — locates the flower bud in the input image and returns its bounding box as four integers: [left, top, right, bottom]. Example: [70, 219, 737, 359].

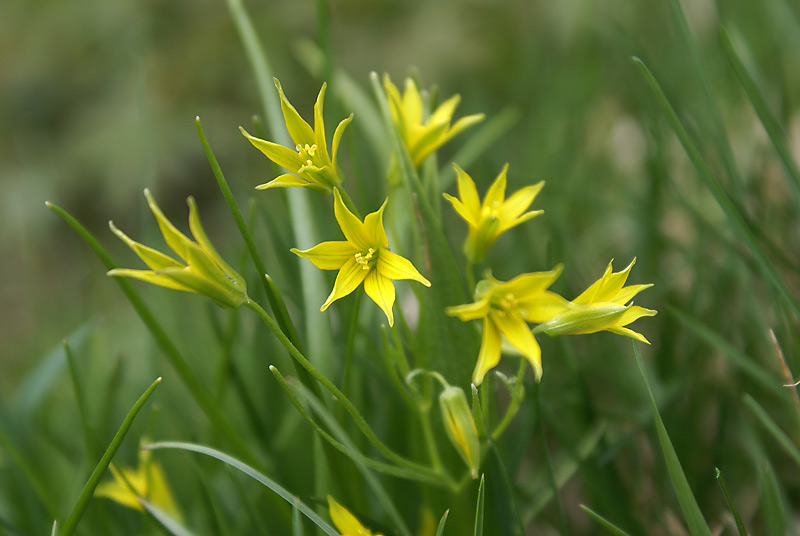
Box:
[439, 385, 481, 479]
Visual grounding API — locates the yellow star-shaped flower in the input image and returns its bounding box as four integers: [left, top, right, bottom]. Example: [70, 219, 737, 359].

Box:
[535, 258, 657, 343]
[292, 189, 431, 326]
[328, 496, 384, 536]
[384, 75, 484, 167]
[241, 79, 353, 193]
[446, 267, 569, 385]
[443, 163, 544, 262]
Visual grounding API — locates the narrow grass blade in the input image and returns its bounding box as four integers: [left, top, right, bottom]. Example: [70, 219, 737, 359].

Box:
[580, 505, 634, 536]
[668, 306, 782, 396]
[0, 425, 59, 519]
[633, 57, 800, 320]
[473, 474, 485, 536]
[761, 464, 786, 536]
[743, 394, 800, 469]
[139, 499, 197, 536]
[145, 441, 340, 536]
[46, 202, 257, 464]
[719, 25, 800, 196]
[59, 377, 162, 536]
[292, 500, 305, 536]
[715, 468, 748, 536]
[632, 342, 711, 536]
[435, 510, 450, 536]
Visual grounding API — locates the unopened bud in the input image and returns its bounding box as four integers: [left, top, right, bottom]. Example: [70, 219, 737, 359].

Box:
[439, 386, 481, 479]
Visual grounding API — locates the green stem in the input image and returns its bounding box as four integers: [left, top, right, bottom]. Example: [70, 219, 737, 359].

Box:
[465, 260, 476, 295]
[341, 286, 362, 397]
[336, 186, 361, 219]
[59, 378, 161, 536]
[535, 383, 568, 535]
[46, 202, 257, 465]
[417, 405, 444, 472]
[491, 357, 527, 440]
[245, 299, 450, 482]
[196, 117, 304, 353]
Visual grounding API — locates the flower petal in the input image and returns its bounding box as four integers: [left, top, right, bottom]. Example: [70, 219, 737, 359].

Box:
[331, 113, 354, 164]
[572, 260, 614, 305]
[321, 257, 368, 311]
[472, 317, 503, 386]
[428, 94, 460, 125]
[313, 82, 331, 163]
[333, 188, 371, 250]
[292, 241, 357, 270]
[608, 326, 651, 344]
[613, 283, 653, 306]
[187, 197, 244, 287]
[501, 265, 563, 301]
[491, 311, 542, 381]
[144, 189, 194, 262]
[109, 221, 184, 272]
[377, 249, 431, 286]
[481, 164, 508, 212]
[452, 163, 481, 221]
[518, 290, 572, 323]
[445, 295, 491, 321]
[364, 269, 396, 326]
[363, 199, 389, 248]
[255, 174, 316, 190]
[241, 127, 307, 172]
[594, 258, 636, 302]
[328, 496, 373, 535]
[499, 181, 544, 222]
[274, 78, 315, 146]
[107, 268, 194, 293]
[402, 78, 424, 127]
[442, 113, 485, 142]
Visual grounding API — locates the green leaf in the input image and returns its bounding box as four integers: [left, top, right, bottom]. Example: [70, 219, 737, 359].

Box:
[579, 505, 634, 536]
[743, 394, 800, 469]
[58, 377, 162, 536]
[473, 474, 485, 536]
[435, 510, 450, 536]
[139, 499, 197, 536]
[632, 342, 711, 536]
[145, 442, 340, 536]
[715, 468, 748, 536]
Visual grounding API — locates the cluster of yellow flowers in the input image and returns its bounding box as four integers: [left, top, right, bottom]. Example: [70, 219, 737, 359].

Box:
[103, 76, 655, 524]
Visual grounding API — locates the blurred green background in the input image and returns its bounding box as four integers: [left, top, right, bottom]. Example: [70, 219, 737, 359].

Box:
[2, 0, 800, 533]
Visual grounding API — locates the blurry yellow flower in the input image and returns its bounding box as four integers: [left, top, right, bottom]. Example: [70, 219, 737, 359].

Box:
[241, 79, 353, 193]
[384, 75, 484, 167]
[447, 267, 569, 385]
[328, 496, 384, 536]
[439, 385, 481, 479]
[96, 447, 182, 522]
[108, 189, 248, 308]
[535, 259, 657, 343]
[443, 163, 544, 262]
[292, 189, 430, 326]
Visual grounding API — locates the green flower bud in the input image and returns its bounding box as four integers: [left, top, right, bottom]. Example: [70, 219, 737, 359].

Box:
[439, 385, 481, 479]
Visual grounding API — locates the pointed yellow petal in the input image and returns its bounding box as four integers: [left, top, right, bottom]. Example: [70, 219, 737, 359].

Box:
[240, 127, 307, 172]
[292, 241, 357, 270]
[331, 113, 354, 164]
[442, 113, 485, 142]
[472, 317, 503, 386]
[519, 291, 572, 323]
[482, 164, 508, 211]
[109, 221, 184, 272]
[313, 82, 331, 163]
[333, 188, 371, 250]
[608, 326, 651, 344]
[445, 295, 491, 321]
[321, 257, 368, 311]
[615, 304, 658, 326]
[274, 78, 315, 145]
[428, 94, 461, 125]
[452, 163, 481, 221]
[107, 269, 195, 293]
[144, 189, 194, 262]
[377, 249, 431, 286]
[443, 194, 478, 228]
[572, 260, 615, 305]
[363, 199, 389, 248]
[499, 181, 544, 222]
[613, 283, 654, 305]
[328, 496, 373, 535]
[255, 174, 316, 190]
[593, 258, 636, 303]
[502, 265, 563, 301]
[491, 311, 542, 381]
[187, 197, 244, 287]
[364, 270, 396, 326]
[402, 78, 424, 126]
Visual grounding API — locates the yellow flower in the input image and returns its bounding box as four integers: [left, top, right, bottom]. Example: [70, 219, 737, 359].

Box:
[384, 75, 484, 167]
[443, 163, 544, 262]
[535, 259, 657, 343]
[241, 79, 353, 193]
[446, 267, 569, 385]
[328, 496, 384, 536]
[96, 446, 182, 522]
[292, 189, 431, 326]
[108, 189, 248, 308]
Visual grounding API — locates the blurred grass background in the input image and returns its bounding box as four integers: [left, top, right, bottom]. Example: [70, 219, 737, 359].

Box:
[2, 0, 800, 533]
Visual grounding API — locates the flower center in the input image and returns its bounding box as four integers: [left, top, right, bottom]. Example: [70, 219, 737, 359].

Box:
[355, 247, 377, 271]
[480, 200, 501, 220]
[490, 292, 519, 316]
[296, 143, 318, 168]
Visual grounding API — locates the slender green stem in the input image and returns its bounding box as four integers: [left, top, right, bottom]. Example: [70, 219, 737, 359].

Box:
[63, 341, 98, 460]
[417, 405, 443, 472]
[46, 202, 257, 464]
[336, 186, 361, 219]
[196, 117, 304, 353]
[341, 286, 362, 397]
[715, 468, 748, 536]
[465, 259, 476, 293]
[245, 299, 449, 480]
[59, 378, 161, 536]
[534, 383, 568, 535]
[491, 358, 527, 440]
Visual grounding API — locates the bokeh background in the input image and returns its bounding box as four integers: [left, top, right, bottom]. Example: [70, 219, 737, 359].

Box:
[2, 0, 800, 533]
